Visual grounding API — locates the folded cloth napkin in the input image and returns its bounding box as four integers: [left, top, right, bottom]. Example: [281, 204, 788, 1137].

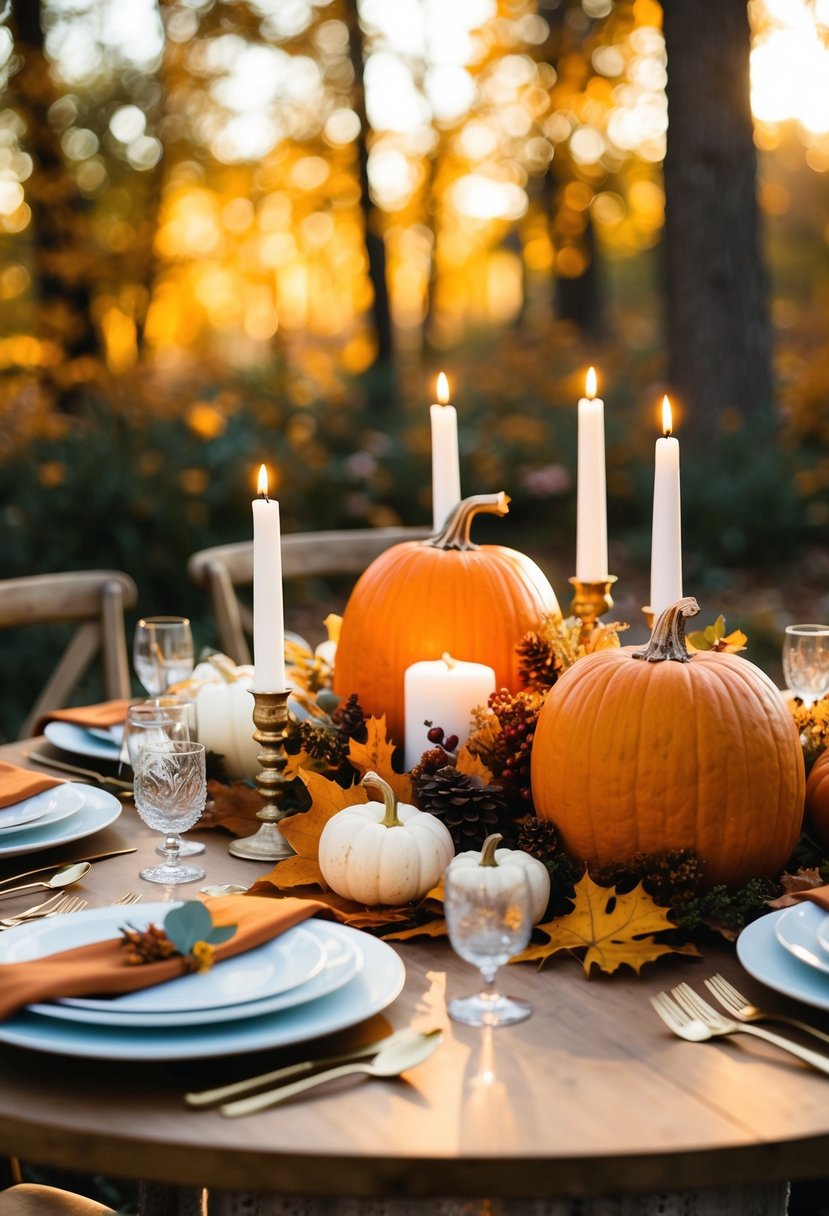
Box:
[0, 894, 336, 1022]
[35, 699, 132, 733]
[0, 761, 64, 810]
[792, 884, 829, 912]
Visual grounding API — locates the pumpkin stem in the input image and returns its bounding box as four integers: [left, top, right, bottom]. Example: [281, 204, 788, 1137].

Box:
[632, 597, 700, 663]
[208, 653, 241, 684]
[427, 492, 511, 552]
[479, 833, 503, 866]
[361, 770, 402, 828]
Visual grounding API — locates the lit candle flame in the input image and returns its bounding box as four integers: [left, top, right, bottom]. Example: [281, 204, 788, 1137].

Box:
[436, 372, 450, 405]
[585, 366, 597, 399]
[661, 395, 673, 437]
[257, 463, 269, 498]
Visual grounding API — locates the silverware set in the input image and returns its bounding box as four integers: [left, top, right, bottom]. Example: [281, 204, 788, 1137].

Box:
[185, 1027, 443, 1117]
[651, 975, 829, 1074]
[0, 889, 140, 930]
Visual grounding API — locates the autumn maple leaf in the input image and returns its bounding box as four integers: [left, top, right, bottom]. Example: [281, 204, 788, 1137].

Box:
[263, 770, 367, 891]
[347, 714, 412, 801]
[513, 873, 698, 976]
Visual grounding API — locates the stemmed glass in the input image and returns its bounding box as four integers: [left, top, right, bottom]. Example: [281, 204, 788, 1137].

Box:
[444, 865, 534, 1028]
[782, 624, 829, 707]
[123, 701, 205, 859]
[133, 740, 207, 885]
[133, 616, 195, 697]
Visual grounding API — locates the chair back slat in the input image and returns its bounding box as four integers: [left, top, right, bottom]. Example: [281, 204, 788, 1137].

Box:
[188, 527, 431, 665]
[0, 571, 138, 739]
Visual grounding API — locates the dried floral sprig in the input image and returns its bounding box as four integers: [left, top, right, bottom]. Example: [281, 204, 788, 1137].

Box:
[686, 615, 748, 653]
[120, 902, 237, 974]
[467, 687, 546, 812]
[789, 695, 829, 764]
[516, 614, 627, 693]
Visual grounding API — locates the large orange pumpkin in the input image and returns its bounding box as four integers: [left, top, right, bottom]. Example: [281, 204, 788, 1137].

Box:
[333, 492, 560, 744]
[531, 597, 805, 888]
[805, 748, 829, 851]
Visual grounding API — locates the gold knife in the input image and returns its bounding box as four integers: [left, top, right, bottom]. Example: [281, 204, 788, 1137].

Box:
[0, 847, 138, 889]
[23, 750, 134, 793]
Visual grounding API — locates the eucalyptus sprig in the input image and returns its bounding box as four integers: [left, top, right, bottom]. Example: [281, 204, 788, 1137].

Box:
[120, 902, 237, 973]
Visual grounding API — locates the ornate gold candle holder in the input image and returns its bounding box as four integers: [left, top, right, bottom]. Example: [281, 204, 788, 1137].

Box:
[568, 575, 618, 642]
[228, 689, 296, 862]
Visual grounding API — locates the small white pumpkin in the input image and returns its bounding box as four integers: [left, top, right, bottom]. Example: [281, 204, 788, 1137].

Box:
[446, 833, 551, 925]
[318, 771, 455, 906]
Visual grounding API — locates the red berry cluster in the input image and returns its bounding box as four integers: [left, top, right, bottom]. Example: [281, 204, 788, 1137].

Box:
[425, 723, 459, 753]
[487, 688, 540, 808]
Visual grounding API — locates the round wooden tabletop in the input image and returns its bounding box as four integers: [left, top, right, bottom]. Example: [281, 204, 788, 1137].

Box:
[0, 742, 828, 1203]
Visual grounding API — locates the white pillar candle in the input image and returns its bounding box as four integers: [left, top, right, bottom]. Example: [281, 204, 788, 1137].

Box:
[252, 463, 286, 692]
[430, 372, 461, 533]
[576, 366, 609, 582]
[404, 653, 495, 771]
[649, 396, 683, 620]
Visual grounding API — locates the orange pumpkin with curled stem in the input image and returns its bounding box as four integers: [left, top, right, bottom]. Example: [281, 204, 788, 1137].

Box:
[805, 748, 829, 851]
[333, 492, 560, 745]
[530, 597, 805, 889]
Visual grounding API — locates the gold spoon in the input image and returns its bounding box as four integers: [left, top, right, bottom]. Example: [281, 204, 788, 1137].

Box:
[220, 1029, 443, 1117]
[0, 861, 91, 900]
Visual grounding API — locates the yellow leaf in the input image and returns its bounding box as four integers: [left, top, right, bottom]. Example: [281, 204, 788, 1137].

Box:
[282, 748, 315, 781]
[262, 855, 327, 890]
[280, 770, 367, 859]
[383, 918, 448, 940]
[348, 715, 412, 802]
[512, 873, 699, 976]
[456, 744, 493, 784]
[323, 613, 342, 643]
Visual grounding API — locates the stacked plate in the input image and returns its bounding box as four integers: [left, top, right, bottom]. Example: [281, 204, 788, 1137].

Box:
[0, 903, 406, 1060]
[737, 902, 829, 1012]
[44, 720, 123, 763]
[0, 784, 121, 859]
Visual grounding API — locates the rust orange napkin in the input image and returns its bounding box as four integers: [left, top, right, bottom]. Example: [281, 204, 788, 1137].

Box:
[792, 885, 829, 913]
[0, 762, 64, 810]
[0, 894, 335, 1021]
[35, 699, 131, 733]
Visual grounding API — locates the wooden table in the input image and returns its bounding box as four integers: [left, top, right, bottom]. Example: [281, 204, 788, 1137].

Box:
[0, 740, 826, 1215]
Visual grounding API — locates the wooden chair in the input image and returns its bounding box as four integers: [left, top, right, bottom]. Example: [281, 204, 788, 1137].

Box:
[0, 1186, 114, 1216]
[187, 527, 432, 664]
[0, 571, 138, 739]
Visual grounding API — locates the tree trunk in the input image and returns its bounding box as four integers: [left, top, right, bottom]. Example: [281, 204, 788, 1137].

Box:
[10, 0, 101, 407]
[344, 0, 393, 370]
[662, 0, 773, 443]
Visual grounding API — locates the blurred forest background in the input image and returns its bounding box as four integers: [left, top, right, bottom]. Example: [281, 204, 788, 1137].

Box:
[1, 0, 828, 740]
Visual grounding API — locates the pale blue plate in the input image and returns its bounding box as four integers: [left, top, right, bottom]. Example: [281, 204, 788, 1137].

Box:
[0, 787, 120, 858]
[44, 721, 122, 762]
[737, 908, 829, 1012]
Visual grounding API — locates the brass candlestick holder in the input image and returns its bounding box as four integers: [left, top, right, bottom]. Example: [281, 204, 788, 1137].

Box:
[569, 575, 618, 642]
[228, 689, 296, 862]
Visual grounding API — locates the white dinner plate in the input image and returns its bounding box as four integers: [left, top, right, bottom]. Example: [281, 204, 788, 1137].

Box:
[814, 911, 829, 957]
[0, 784, 85, 835]
[0, 922, 404, 1060]
[738, 908, 829, 1011]
[774, 902, 829, 974]
[44, 721, 123, 762]
[28, 918, 362, 1028]
[0, 787, 121, 858]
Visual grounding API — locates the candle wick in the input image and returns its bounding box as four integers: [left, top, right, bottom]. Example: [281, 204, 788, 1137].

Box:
[441, 652, 456, 670]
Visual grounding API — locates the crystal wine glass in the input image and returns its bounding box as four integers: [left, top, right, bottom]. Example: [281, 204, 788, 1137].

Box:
[444, 864, 534, 1027]
[782, 624, 829, 707]
[133, 616, 195, 697]
[133, 741, 207, 885]
[124, 700, 204, 858]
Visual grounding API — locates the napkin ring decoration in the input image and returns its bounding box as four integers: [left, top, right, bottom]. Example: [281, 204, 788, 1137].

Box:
[120, 902, 237, 974]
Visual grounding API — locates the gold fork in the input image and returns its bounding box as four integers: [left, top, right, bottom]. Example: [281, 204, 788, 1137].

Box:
[665, 982, 829, 1075]
[113, 892, 141, 906]
[704, 973, 829, 1047]
[0, 894, 88, 929]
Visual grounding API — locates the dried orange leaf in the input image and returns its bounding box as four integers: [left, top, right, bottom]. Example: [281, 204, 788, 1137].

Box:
[383, 918, 448, 940]
[279, 770, 367, 860]
[513, 873, 699, 976]
[347, 715, 412, 802]
[455, 745, 493, 784]
[262, 855, 327, 891]
[201, 780, 263, 837]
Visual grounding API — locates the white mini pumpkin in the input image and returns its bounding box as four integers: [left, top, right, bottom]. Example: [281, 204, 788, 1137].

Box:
[318, 771, 455, 906]
[446, 833, 551, 925]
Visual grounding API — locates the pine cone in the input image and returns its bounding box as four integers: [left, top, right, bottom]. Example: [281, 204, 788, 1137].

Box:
[331, 692, 367, 742]
[516, 816, 561, 863]
[414, 765, 511, 851]
[516, 631, 562, 690]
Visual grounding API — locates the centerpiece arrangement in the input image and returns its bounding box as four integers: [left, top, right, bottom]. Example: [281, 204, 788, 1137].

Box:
[197, 371, 825, 978]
